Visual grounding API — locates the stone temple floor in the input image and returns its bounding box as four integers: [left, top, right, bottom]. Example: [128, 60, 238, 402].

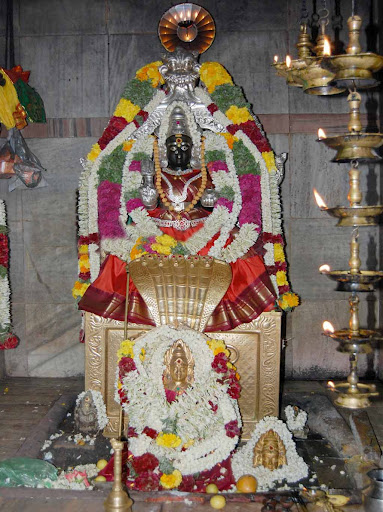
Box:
[0, 377, 382, 511]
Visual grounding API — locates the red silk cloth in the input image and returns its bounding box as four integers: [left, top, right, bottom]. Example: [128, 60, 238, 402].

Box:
[78, 252, 275, 331]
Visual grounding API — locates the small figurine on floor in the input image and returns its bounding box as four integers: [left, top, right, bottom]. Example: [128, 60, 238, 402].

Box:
[74, 390, 108, 435]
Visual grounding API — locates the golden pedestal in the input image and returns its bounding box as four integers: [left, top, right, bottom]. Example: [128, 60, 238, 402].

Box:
[84, 310, 282, 440]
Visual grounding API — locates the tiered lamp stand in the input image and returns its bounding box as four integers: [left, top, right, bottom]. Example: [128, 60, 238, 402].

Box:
[273, 7, 383, 409]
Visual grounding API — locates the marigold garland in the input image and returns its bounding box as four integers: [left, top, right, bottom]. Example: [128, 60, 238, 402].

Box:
[77, 59, 298, 312]
[113, 98, 141, 123]
[225, 105, 253, 125]
[199, 62, 233, 93]
[160, 469, 182, 489]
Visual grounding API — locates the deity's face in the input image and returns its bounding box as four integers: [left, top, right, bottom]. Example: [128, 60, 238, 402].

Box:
[169, 354, 188, 384]
[166, 134, 192, 170]
[262, 438, 280, 471]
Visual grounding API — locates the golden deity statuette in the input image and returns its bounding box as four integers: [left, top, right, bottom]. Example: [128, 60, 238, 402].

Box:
[163, 339, 194, 395]
[253, 429, 287, 471]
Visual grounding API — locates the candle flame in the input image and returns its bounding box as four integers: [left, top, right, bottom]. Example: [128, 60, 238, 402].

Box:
[313, 189, 327, 208]
[319, 264, 331, 272]
[318, 128, 326, 139]
[327, 380, 335, 389]
[274, 55, 279, 63]
[187, 10, 191, 18]
[323, 38, 331, 56]
[323, 321, 335, 333]
[286, 55, 292, 68]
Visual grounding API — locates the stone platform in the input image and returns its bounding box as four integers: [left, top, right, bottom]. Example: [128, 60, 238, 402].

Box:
[0, 377, 382, 511]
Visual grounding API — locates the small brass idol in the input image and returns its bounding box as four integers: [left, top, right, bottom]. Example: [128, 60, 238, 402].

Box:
[163, 339, 194, 395]
[253, 429, 287, 471]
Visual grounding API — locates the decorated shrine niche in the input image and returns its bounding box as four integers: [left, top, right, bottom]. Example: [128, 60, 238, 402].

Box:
[74, 1, 299, 495]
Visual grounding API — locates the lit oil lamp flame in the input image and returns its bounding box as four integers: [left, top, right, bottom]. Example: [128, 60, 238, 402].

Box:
[323, 321, 335, 333]
[323, 38, 331, 56]
[319, 264, 331, 272]
[313, 189, 327, 208]
[318, 128, 326, 139]
[327, 381, 335, 389]
[285, 55, 292, 68]
[274, 55, 279, 63]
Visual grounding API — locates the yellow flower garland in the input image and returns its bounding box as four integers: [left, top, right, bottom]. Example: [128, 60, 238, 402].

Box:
[274, 243, 285, 263]
[114, 98, 141, 123]
[156, 432, 182, 449]
[160, 469, 182, 489]
[156, 234, 177, 248]
[72, 281, 90, 299]
[276, 270, 288, 287]
[200, 62, 233, 94]
[87, 143, 101, 162]
[225, 105, 253, 125]
[262, 151, 277, 173]
[278, 292, 299, 310]
[117, 340, 135, 360]
[136, 61, 164, 87]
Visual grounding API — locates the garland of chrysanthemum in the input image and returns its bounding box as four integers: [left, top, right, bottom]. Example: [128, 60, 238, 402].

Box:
[115, 325, 241, 488]
[197, 62, 298, 310]
[0, 201, 18, 350]
[75, 59, 298, 310]
[73, 61, 165, 300]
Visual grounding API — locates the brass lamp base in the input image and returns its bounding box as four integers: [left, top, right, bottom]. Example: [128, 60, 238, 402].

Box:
[321, 204, 383, 227]
[318, 133, 383, 163]
[332, 381, 378, 409]
[320, 269, 383, 292]
[296, 58, 345, 95]
[323, 53, 383, 89]
[104, 439, 133, 512]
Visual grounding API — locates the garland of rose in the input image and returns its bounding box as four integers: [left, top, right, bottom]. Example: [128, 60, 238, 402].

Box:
[74, 60, 298, 311]
[115, 325, 241, 489]
[0, 201, 18, 350]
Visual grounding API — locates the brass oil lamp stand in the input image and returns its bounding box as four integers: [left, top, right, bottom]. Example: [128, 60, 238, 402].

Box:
[104, 266, 133, 512]
[322, 230, 380, 408]
[318, 94, 383, 408]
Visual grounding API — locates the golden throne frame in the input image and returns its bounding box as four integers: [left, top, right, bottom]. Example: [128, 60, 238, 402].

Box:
[84, 254, 282, 440]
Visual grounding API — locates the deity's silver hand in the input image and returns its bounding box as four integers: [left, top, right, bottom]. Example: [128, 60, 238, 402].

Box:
[139, 160, 158, 210]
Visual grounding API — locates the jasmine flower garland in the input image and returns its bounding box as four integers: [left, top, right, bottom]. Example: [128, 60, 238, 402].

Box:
[115, 325, 241, 476]
[231, 416, 308, 490]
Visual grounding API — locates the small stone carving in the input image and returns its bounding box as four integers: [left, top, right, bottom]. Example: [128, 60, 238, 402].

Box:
[74, 390, 99, 435]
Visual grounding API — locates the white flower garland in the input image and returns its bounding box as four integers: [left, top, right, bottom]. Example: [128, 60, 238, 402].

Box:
[0, 201, 11, 328]
[76, 389, 108, 430]
[285, 405, 308, 432]
[231, 416, 308, 490]
[116, 325, 241, 475]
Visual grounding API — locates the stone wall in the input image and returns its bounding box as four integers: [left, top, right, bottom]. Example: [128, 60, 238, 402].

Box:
[0, 0, 381, 379]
